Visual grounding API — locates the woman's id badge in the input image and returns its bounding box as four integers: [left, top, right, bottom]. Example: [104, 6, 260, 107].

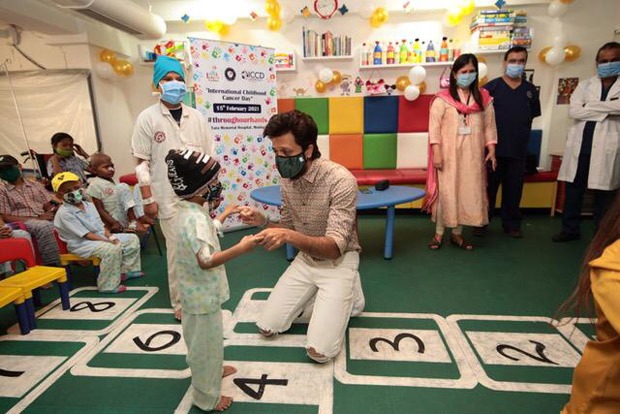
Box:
[459, 125, 471, 135]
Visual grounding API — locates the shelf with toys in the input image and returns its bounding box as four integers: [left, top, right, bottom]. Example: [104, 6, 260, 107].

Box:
[302, 55, 354, 62]
[359, 37, 459, 70]
[138, 40, 190, 67]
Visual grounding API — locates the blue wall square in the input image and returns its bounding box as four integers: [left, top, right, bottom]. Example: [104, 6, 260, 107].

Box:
[363, 96, 399, 134]
[528, 129, 542, 166]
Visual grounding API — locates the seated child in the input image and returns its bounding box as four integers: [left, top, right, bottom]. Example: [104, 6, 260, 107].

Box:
[47, 132, 90, 182]
[52, 172, 144, 294]
[86, 153, 153, 234]
[166, 149, 261, 412]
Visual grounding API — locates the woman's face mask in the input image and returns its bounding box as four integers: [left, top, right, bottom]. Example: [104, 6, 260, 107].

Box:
[63, 188, 84, 204]
[456, 72, 477, 88]
[0, 166, 21, 183]
[275, 153, 306, 179]
[160, 80, 187, 105]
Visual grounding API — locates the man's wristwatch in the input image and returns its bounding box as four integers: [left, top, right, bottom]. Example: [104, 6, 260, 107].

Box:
[142, 197, 155, 205]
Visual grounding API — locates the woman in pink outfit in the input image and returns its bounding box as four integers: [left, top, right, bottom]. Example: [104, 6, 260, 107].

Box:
[423, 53, 498, 250]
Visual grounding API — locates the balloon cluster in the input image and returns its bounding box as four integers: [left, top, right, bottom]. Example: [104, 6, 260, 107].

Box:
[445, 0, 476, 27]
[369, 7, 389, 28]
[205, 20, 230, 36]
[96, 49, 134, 80]
[314, 68, 343, 93]
[402, 66, 427, 101]
[477, 56, 489, 86]
[266, 0, 283, 31]
[539, 0, 580, 66]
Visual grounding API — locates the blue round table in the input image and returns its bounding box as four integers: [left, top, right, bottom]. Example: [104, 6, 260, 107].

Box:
[250, 185, 425, 259]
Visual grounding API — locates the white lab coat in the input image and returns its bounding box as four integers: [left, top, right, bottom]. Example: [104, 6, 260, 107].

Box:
[558, 76, 620, 190]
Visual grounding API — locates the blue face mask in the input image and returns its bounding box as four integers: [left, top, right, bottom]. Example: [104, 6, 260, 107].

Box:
[160, 80, 187, 105]
[597, 61, 620, 79]
[506, 64, 524, 79]
[456, 72, 477, 88]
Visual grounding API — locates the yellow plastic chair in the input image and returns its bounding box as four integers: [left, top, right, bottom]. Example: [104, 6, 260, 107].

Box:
[0, 286, 31, 334]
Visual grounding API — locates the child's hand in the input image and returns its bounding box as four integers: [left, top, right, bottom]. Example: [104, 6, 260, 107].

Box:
[73, 143, 89, 158]
[223, 204, 239, 216]
[0, 225, 13, 239]
[238, 234, 263, 252]
[109, 221, 123, 233]
[237, 206, 266, 227]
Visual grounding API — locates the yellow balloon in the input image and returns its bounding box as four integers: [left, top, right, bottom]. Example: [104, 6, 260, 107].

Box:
[559, 0, 573, 3]
[418, 81, 427, 94]
[461, 0, 475, 16]
[538, 46, 551, 63]
[266, 16, 282, 31]
[112, 59, 133, 77]
[476, 55, 486, 63]
[395, 75, 411, 92]
[315, 80, 326, 93]
[100, 49, 116, 63]
[370, 15, 383, 28]
[265, 1, 281, 17]
[479, 76, 489, 86]
[265, 0, 278, 5]
[447, 11, 462, 26]
[374, 7, 389, 23]
[564, 45, 581, 62]
[331, 71, 342, 84]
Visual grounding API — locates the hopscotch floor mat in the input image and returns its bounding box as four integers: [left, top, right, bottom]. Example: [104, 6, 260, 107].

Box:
[0, 287, 591, 413]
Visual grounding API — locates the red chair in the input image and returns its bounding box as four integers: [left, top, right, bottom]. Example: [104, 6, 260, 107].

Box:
[0, 238, 71, 333]
[12, 221, 44, 265]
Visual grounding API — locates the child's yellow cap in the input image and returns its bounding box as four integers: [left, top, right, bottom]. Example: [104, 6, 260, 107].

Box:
[51, 172, 80, 193]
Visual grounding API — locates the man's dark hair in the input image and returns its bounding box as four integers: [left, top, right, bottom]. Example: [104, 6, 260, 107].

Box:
[596, 41, 620, 62]
[504, 46, 528, 61]
[263, 110, 321, 160]
[51, 132, 74, 147]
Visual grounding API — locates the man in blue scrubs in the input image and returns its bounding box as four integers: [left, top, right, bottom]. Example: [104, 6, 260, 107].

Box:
[475, 46, 541, 238]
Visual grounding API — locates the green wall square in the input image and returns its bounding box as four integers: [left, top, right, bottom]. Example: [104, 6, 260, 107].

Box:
[294, 98, 329, 135]
[363, 134, 397, 169]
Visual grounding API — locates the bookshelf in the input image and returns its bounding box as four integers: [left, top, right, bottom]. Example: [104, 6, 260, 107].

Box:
[303, 55, 354, 62]
[302, 26, 352, 59]
[359, 61, 452, 70]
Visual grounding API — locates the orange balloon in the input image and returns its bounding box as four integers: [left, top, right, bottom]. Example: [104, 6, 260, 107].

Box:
[331, 71, 342, 84]
[538, 47, 551, 63]
[479, 76, 489, 86]
[559, 0, 573, 3]
[100, 49, 116, 63]
[266, 16, 282, 31]
[418, 81, 427, 94]
[395, 75, 411, 92]
[476, 55, 487, 63]
[564, 44, 581, 62]
[265, 1, 281, 17]
[315, 80, 326, 93]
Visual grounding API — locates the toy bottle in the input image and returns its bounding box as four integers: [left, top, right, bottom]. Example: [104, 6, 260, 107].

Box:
[425, 40, 436, 63]
[399, 39, 409, 64]
[366, 43, 374, 66]
[413, 39, 422, 63]
[448, 39, 454, 61]
[419, 41, 426, 63]
[386, 42, 395, 64]
[439, 36, 449, 62]
[381, 42, 387, 64]
[452, 38, 461, 60]
[373, 41, 382, 65]
[361, 43, 368, 66]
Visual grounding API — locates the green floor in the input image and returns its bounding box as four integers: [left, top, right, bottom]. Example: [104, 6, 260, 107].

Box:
[0, 213, 592, 413]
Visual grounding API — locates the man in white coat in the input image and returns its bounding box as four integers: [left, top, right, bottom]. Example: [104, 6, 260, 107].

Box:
[555, 42, 620, 242]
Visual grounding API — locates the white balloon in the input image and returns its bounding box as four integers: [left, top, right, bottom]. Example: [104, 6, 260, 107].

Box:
[95, 62, 114, 80]
[404, 85, 420, 101]
[545, 46, 566, 65]
[548, 1, 568, 18]
[408, 66, 426, 84]
[280, 8, 295, 23]
[478, 62, 488, 79]
[552, 34, 566, 47]
[319, 68, 334, 83]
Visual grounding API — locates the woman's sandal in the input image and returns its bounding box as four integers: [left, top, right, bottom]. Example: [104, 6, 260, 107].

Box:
[428, 236, 442, 250]
[450, 235, 474, 250]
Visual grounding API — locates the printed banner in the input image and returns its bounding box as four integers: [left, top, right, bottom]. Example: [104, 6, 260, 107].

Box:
[189, 38, 279, 229]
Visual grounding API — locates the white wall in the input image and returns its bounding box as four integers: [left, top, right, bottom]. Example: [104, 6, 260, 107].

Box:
[1, 0, 618, 175]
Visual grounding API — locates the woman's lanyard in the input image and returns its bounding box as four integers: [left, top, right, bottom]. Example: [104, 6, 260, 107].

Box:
[458, 93, 472, 136]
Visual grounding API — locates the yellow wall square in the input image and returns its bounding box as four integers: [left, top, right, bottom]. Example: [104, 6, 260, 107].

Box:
[329, 97, 364, 134]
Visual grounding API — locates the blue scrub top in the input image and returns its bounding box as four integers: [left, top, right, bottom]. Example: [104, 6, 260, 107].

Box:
[484, 77, 541, 159]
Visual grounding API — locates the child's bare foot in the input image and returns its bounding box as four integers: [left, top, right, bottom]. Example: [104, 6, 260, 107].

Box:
[222, 365, 237, 378]
[212, 396, 232, 412]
